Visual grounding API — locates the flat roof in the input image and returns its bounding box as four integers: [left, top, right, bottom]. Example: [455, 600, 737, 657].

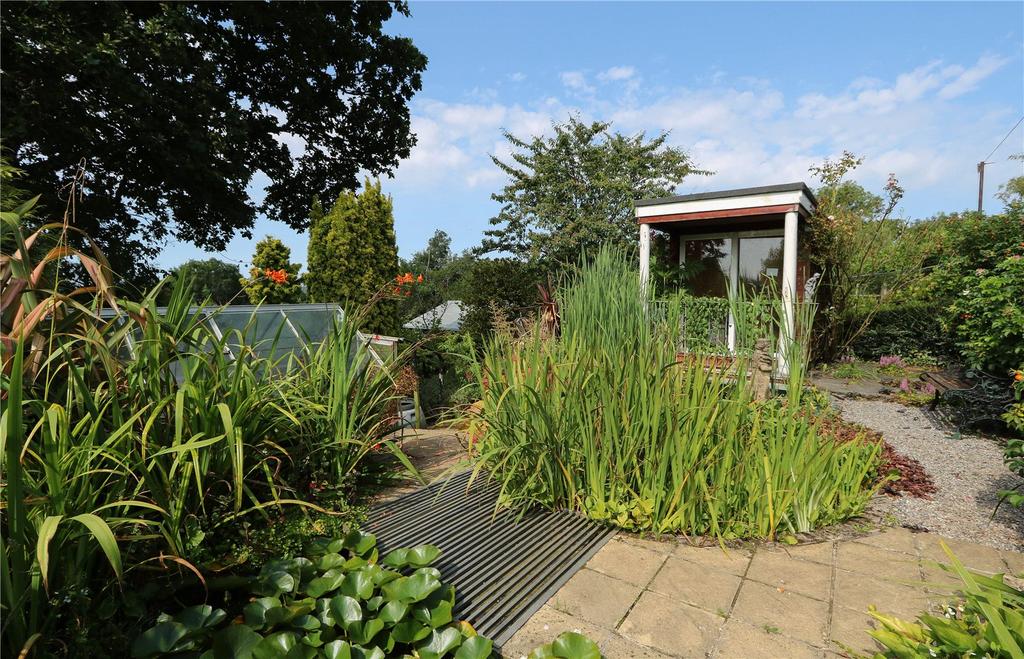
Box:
[635, 182, 817, 208]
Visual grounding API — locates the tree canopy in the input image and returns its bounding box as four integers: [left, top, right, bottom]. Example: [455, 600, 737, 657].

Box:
[161, 258, 246, 306]
[480, 116, 709, 266]
[240, 237, 304, 304]
[306, 180, 400, 333]
[0, 1, 427, 286]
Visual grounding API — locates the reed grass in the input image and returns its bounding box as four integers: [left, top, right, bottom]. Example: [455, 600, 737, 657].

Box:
[468, 249, 881, 539]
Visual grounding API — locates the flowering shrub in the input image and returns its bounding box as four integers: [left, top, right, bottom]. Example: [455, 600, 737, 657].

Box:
[947, 254, 1024, 372]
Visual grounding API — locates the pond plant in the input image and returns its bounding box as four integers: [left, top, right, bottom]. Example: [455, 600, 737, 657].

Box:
[466, 249, 883, 539]
[1, 205, 413, 656]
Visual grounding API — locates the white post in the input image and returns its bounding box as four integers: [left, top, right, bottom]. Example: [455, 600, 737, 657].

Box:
[639, 222, 651, 297]
[780, 210, 799, 372]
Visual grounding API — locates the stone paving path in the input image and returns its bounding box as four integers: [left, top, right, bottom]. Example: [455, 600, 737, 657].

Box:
[503, 528, 1024, 658]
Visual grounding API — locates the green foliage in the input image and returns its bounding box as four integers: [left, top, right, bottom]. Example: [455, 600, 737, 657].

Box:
[455, 258, 544, 338]
[1, 2, 426, 284]
[806, 152, 944, 361]
[397, 230, 467, 324]
[527, 632, 603, 659]
[945, 254, 1024, 373]
[847, 302, 955, 362]
[241, 236, 305, 304]
[306, 180, 400, 334]
[1, 213, 408, 656]
[864, 542, 1024, 658]
[466, 249, 882, 539]
[131, 533, 493, 659]
[481, 115, 709, 266]
[160, 258, 247, 305]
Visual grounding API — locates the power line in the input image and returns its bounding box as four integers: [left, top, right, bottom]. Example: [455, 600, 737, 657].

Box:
[983, 115, 1024, 162]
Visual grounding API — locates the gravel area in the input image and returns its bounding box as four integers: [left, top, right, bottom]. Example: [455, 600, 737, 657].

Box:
[836, 398, 1024, 552]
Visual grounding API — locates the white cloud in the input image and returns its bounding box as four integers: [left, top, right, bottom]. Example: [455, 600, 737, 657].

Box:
[508, 72, 527, 83]
[388, 53, 1014, 222]
[598, 66, 636, 82]
[559, 70, 595, 95]
[938, 54, 1009, 99]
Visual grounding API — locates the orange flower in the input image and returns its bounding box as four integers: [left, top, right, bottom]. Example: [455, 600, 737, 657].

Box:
[417, 274, 424, 283]
[1015, 372, 1024, 382]
[264, 268, 288, 284]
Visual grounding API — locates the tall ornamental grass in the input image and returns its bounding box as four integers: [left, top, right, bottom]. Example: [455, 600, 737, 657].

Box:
[468, 249, 881, 539]
[1, 206, 409, 656]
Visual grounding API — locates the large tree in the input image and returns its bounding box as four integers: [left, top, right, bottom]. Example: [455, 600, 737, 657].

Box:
[480, 116, 709, 266]
[161, 258, 247, 306]
[306, 180, 399, 333]
[240, 237, 304, 304]
[0, 2, 427, 286]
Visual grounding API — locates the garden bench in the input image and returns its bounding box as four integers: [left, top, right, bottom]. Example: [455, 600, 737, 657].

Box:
[920, 370, 1013, 431]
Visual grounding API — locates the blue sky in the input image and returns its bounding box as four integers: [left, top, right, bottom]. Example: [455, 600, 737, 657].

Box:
[156, 1, 1024, 272]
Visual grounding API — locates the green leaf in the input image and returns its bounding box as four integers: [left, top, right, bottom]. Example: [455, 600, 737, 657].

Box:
[454, 635, 493, 659]
[265, 599, 316, 626]
[176, 604, 227, 631]
[551, 631, 602, 659]
[341, 569, 375, 600]
[253, 631, 300, 659]
[71, 513, 124, 580]
[292, 614, 321, 631]
[382, 572, 441, 603]
[390, 620, 432, 644]
[328, 595, 363, 631]
[343, 530, 377, 556]
[131, 621, 190, 658]
[378, 600, 409, 624]
[359, 617, 385, 645]
[417, 627, 462, 658]
[382, 545, 442, 569]
[306, 568, 346, 598]
[245, 598, 282, 628]
[323, 640, 352, 659]
[413, 600, 453, 628]
[212, 625, 263, 659]
[350, 646, 385, 659]
[317, 553, 346, 572]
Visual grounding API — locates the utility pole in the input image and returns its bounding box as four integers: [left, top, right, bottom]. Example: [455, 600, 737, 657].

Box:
[977, 161, 986, 213]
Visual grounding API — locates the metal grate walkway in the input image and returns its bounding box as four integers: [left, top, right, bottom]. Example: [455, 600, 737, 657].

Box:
[364, 470, 615, 648]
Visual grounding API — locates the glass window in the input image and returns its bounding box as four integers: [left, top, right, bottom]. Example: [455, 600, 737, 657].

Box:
[738, 236, 784, 296]
[682, 238, 732, 297]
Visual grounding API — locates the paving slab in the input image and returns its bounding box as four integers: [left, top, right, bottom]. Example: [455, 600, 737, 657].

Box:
[746, 550, 833, 601]
[648, 555, 742, 613]
[713, 619, 823, 659]
[617, 590, 723, 657]
[549, 568, 643, 629]
[507, 526, 1023, 658]
[586, 537, 668, 586]
[731, 580, 830, 646]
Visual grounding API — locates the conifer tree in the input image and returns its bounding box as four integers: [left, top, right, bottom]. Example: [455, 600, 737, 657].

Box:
[240, 236, 304, 304]
[306, 179, 399, 333]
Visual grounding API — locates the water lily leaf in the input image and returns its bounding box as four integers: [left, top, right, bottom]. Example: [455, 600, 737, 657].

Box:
[256, 569, 296, 597]
[322, 640, 352, 659]
[316, 553, 346, 572]
[212, 625, 263, 659]
[382, 572, 441, 603]
[253, 631, 299, 659]
[292, 614, 321, 631]
[328, 595, 363, 631]
[343, 556, 368, 570]
[175, 604, 227, 631]
[343, 530, 377, 556]
[457, 620, 477, 638]
[315, 598, 337, 627]
[413, 600, 452, 628]
[350, 646, 385, 659]
[390, 620, 432, 644]
[340, 569, 374, 600]
[551, 631, 601, 659]
[306, 568, 346, 598]
[454, 635, 493, 659]
[365, 595, 384, 612]
[378, 600, 409, 624]
[266, 599, 316, 626]
[359, 617, 385, 645]
[131, 621, 190, 657]
[417, 627, 462, 658]
[244, 598, 281, 627]
[414, 566, 442, 581]
[301, 631, 324, 648]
